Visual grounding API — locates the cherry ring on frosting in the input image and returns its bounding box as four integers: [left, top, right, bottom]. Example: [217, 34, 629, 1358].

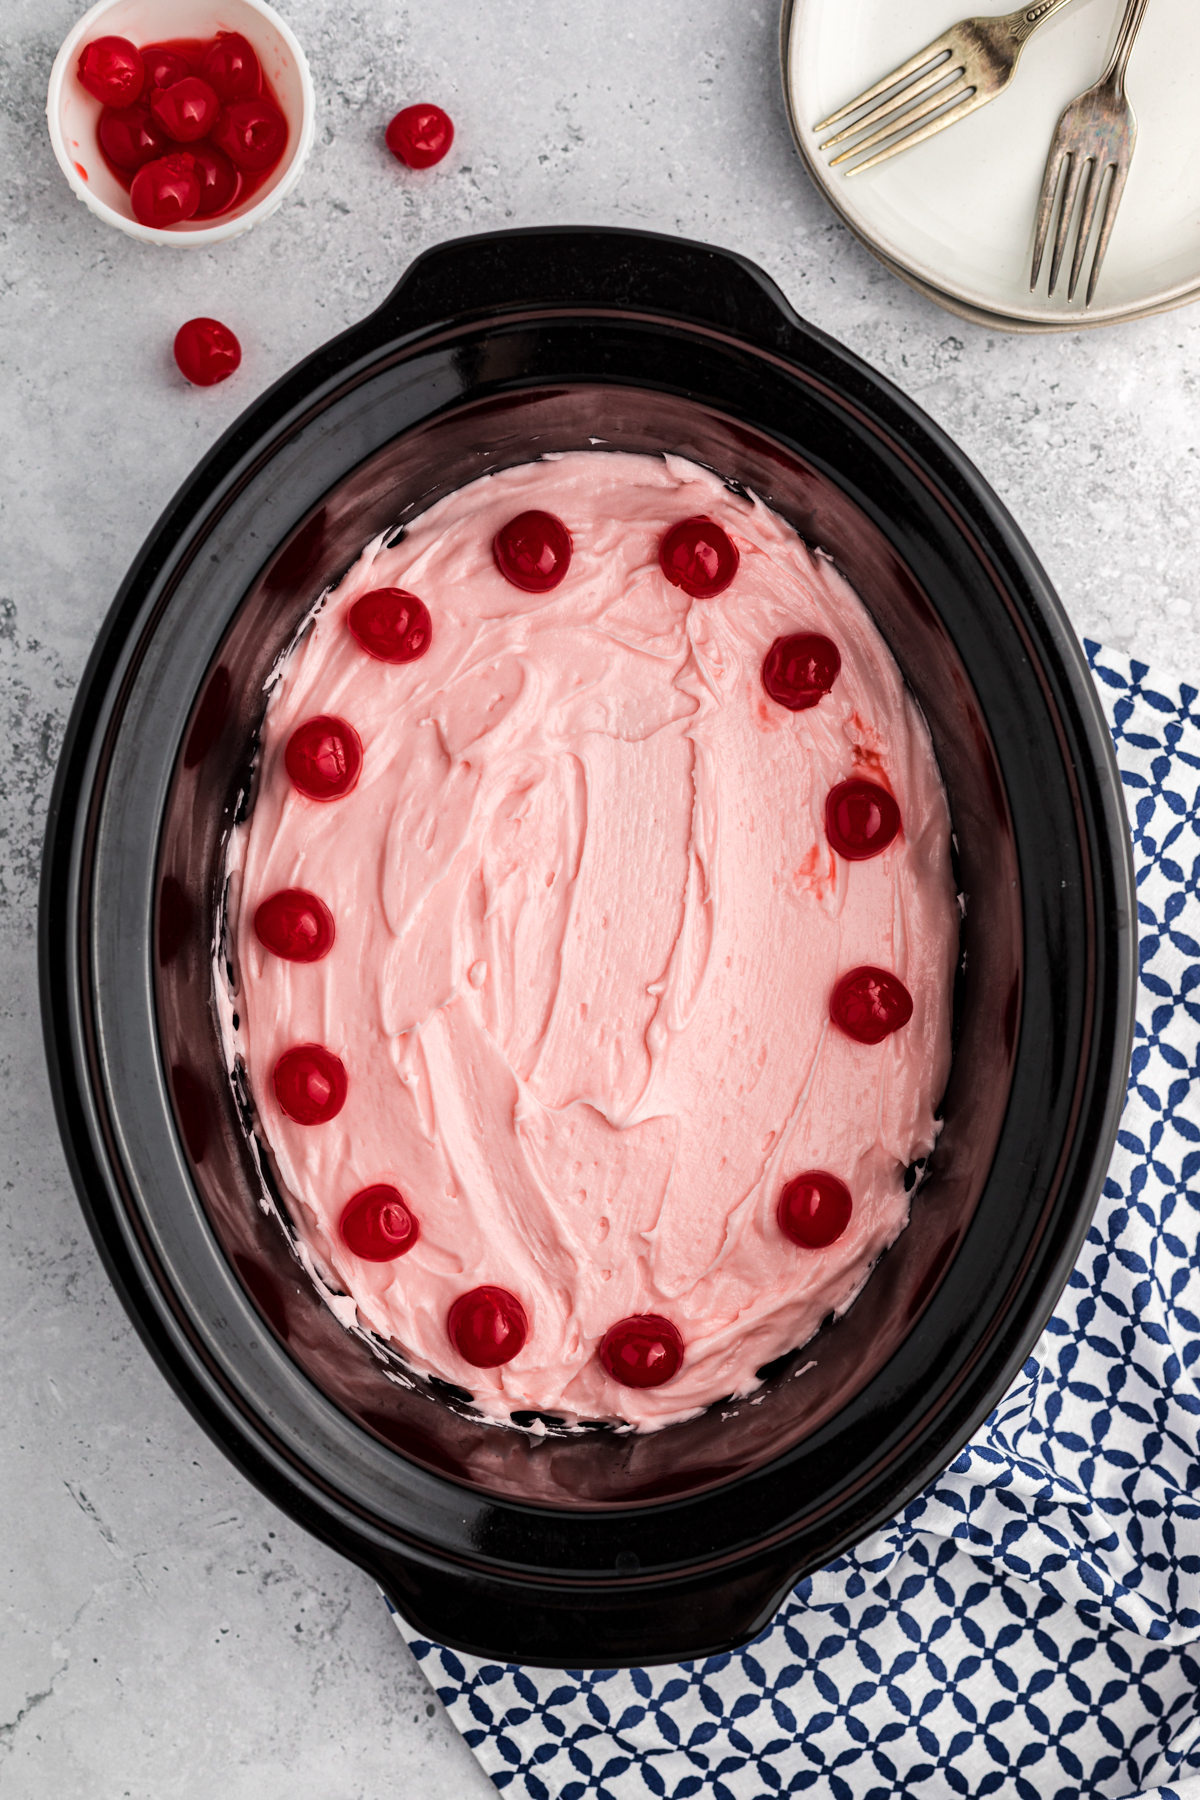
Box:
[825, 778, 901, 861]
[658, 517, 739, 598]
[77, 37, 144, 107]
[254, 888, 335, 962]
[386, 103, 455, 168]
[762, 632, 841, 711]
[830, 966, 913, 1044]
[348, 589, 432, 663]
[285, 715, 362, 801]
[174, 317, 241, 386]
[778, 1171, 853, 1248]
[448, 1287, 528, 1367]
[599, 1314, 684, 1389]
[272, 1044, 347, 1125]
[493, 512, 573, 592]
[339, 1185, 419, 1261]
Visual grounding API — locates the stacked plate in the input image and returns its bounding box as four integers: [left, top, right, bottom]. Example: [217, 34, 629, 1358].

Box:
[782, 0, 1200, 331]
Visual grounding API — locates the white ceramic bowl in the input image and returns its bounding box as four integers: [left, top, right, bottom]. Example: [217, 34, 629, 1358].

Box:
[47, 0, 314, 247]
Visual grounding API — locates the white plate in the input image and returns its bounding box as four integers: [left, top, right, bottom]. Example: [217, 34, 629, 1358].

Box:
[782, 0, 1200, 330]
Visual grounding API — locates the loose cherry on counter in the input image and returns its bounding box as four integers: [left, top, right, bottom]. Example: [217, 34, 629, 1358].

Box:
[272, 1044, 347, 1125]
[254, 888, 335, 962]
[190, 144, 240, 217]
[213, 99, 288, 171]
[348, 589, 432, 663]
[150, 76, 220, 143]
[202, 33, 263, 103]
[778, 1171, 853, 1249]
[599, 1315, 684, 1389]
[131, 153, 200, 227]
[98, 105, 167, 172]
[448, 1287, 528, 1368]
[339, 1185, 419, 1261]
[825, 778, 901, 861]
[140, 45, 194, 90]
[386, 103, 454, 168]
[493, 511, 572, 592]
[285, 715, 362, 800]
[658, 517, 739, 599]
[174, 318, 241, 386]
[77, 37, 144, 106]
[762, 632, 841, 711]
[830, 966, 913, 1044]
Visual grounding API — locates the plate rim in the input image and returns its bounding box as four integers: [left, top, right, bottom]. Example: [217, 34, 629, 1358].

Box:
[779, 0, 1200, 334]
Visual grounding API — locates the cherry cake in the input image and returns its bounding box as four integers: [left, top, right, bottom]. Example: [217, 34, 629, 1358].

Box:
[219, 453, 958, 1431]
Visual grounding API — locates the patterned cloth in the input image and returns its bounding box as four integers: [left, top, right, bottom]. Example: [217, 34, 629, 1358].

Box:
[395, 645, 1200, 1800]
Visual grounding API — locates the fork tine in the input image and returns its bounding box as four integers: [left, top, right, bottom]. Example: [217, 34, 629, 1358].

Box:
[820, 56, 958, 151]
[845, 88, 984, 176]
[831, 78, 973, 169]
[1047, 150, 1085, 295]
[1030, 145, 1067, 289]
[813, 33, 956, 133]
[1067, 158, 1105, 301]
[1085, 157, 1131, 305]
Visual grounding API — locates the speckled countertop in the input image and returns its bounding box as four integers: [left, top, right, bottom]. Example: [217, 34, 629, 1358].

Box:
[3, 2, 1198, 1793]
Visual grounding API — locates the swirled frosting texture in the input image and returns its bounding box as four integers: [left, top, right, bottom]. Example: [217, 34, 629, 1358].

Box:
[225, 453, 957, 1429]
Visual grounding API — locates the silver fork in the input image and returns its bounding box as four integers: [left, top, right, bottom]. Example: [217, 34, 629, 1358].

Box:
[1029, 0, 1152, 305]
[815, 0, 1084, 176]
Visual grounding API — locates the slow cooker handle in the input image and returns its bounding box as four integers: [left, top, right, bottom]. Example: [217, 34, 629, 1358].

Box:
[371, 1537, 808, 1668]
[365, 225, 807, 357]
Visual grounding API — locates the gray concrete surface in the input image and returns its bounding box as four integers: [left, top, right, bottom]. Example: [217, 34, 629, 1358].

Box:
[2, 1, 1197, 1794]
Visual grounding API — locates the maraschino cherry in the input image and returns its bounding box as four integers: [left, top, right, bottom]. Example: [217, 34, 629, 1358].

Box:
[599, 1315, 684, 1389]
[762, 632, 841, 710]
[386, 104, 454, 168]
[86, 29, 288, 227]
[77, 37, 144, 106]
[190, 144, 240, 217]
[778, 1172, 853, 1248]
[348, 589, 432, 663]
[830, 966, 913, 1044]
[131, 153, 200, 227]
[448, 1287, 528, 1367]
[174, 317, 241, 386]
[254, 889, 335, 962]
[658, 517, 739, 598]
[98, 105, 167, 172]
[339, 1186, 419, 1261]
[493, 512, 572, 592]
[825, 779, 901, 861]
[285, 716, 362, 800]
[272, 1044, 347, 1125]
[140, 46, 193, 90]
[202, 33, 263, 103]
[150, 76, 220, 143]
[213, 99, 287, 171]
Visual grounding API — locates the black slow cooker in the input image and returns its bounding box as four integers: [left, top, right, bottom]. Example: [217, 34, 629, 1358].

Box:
[40, 227, 1135, 1668]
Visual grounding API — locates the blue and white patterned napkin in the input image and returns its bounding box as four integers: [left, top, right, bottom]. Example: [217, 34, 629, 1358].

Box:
[395, 644, 1200, 1800]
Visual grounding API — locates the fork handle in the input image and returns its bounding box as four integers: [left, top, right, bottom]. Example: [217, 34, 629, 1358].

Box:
[1101, 0, 1152, 92]
[1010, 0, 1080, 44]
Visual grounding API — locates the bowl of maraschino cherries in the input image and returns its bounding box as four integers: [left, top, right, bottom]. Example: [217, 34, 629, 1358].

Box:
[47, 0, 314, 245]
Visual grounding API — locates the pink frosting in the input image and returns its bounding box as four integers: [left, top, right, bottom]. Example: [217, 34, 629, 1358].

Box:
[223, 452, 957, 1430]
